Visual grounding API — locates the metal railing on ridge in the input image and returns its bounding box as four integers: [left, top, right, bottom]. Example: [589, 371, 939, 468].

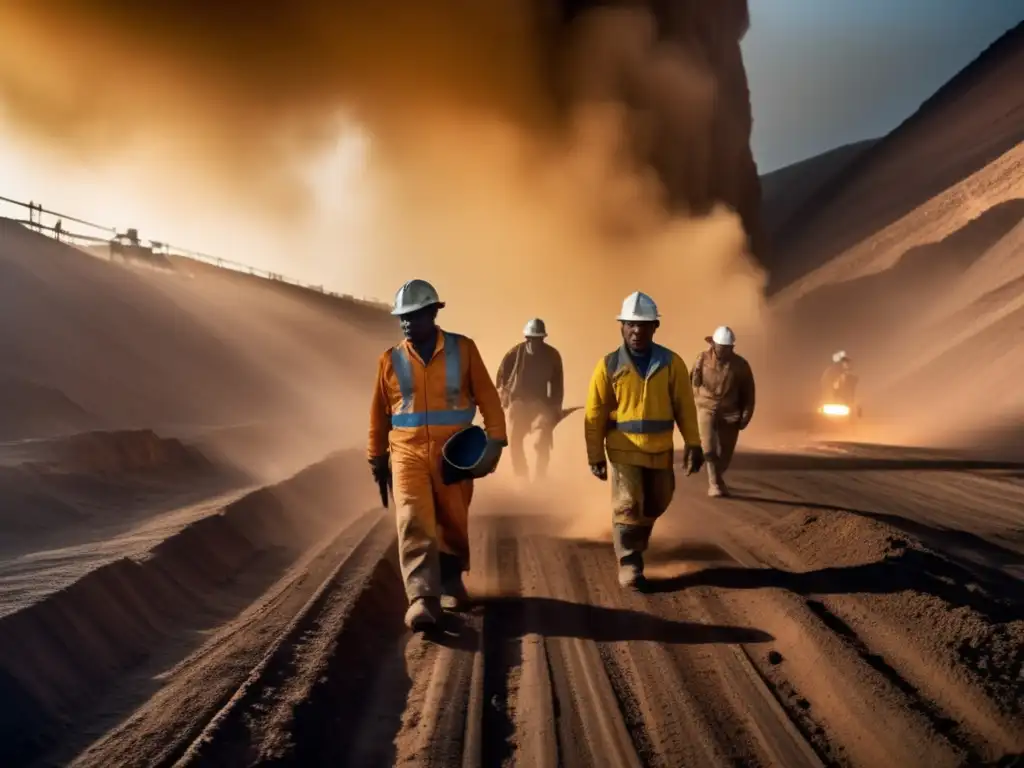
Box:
[0, 193, 389, 310]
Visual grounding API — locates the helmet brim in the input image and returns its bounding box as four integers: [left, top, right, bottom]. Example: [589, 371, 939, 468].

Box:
[391, 300, 446, 317]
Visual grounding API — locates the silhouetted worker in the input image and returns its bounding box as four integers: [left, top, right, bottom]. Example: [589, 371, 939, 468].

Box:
[822, 350, 859, 404]
[691, 326, 756, 498]
[495, 318, 564, 481]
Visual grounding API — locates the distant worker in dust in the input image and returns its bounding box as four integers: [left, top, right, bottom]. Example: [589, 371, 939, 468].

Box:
[495, 318, 565, 481]
[368, 279, 508, 632]
[822, 350, 859, 405]
[584, 292, 705, 590]
[691, 326, 756, 498]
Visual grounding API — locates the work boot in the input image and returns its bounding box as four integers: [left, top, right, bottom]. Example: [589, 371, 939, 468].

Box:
[441, 575, 470, 611]
[617, 555, 645, 590]
[439, 553, 470, 611]
[707, 463, 729, 498]
[404, 596, 441, 632]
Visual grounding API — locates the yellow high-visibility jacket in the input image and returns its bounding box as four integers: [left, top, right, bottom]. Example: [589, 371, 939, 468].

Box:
[585, 343, 701, 469]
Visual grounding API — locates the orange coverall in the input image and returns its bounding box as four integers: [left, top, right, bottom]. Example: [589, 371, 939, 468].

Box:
[368, 329, 507, 600]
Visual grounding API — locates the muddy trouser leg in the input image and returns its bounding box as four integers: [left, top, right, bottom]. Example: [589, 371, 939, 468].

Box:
[716, 423, 741, 484]
[430, 442, 474, 579]
[535, 414, 554, 480]
[508, 402, 529, 478]
[391, 448, 442, 602]
[610, 463, 676, 569]
[697, 408, 722, 490]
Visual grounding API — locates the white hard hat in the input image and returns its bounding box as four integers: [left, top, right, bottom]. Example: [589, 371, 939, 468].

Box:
[523, 318, 547, 337]
[391, 279, 445, 316]
[832, 350, 848, 363]
[617, 291, 659, 322]
[709, 326, 736, 346]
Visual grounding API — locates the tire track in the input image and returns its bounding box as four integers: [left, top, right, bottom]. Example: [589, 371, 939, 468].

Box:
[696, 499, 1021, 764]
[520, 534, 643, 768]
[171, 508, 402, 766]
[63, 505, 388, 768]
[709, 483, 1024, 759]
[566, 537, 823, 768]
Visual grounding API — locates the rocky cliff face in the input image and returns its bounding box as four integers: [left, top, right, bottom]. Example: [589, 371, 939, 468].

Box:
[542, 0, 763, 252]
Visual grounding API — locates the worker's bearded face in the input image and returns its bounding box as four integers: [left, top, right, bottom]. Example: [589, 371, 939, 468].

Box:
[524, 337, 545, 354]
[399, 305, 439, 344]
[713, 343, 734, 361]
[621, 321, 658, 353]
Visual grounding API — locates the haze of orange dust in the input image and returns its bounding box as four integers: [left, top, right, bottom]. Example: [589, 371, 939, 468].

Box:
[0, 3, 770, 534]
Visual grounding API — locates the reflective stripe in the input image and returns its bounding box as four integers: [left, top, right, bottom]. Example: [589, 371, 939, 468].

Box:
[443, 332, 462, 408]
[604, 345, 674, 434]
[392, 408, 478, 428]
[391, 346, 415, 413]
[609, 419, 674, 434]
[390, 332, 477, 429]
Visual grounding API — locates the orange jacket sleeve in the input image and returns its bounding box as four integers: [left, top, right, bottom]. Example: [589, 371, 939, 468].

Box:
[466, 339, 508, 444]
[367, 350, 392, 459]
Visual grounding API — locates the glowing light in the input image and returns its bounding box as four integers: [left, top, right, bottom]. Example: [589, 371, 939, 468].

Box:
[821, 403, 850, 417]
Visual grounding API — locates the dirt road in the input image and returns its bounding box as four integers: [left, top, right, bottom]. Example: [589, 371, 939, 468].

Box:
[17, 444, 1024, 767]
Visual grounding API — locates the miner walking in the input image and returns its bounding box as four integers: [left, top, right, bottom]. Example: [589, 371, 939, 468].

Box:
[691, 326, 756, 498]
[584, 292, 704, 589]
[495, 318, 565, 481]
[368, 279, 507, 631]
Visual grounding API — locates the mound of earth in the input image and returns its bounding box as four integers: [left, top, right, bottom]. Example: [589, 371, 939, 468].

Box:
[751, 507, 1024, 728]
[0, 378, 99, 440]
[0, 449, 370, 766]
[20, 429, 212, 476]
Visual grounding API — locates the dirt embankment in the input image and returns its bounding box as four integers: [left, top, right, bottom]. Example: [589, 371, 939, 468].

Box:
[0, 429, 225, 540]
[0, 449, 371, 767]
[754, 21, 1024, 443]
[21, 429, 211, 475]
[0, 219, 395, 442]
[0, 378, 100, 441]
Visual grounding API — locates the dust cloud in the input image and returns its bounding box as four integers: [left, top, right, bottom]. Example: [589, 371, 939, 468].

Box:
[0, 2, 769, 521]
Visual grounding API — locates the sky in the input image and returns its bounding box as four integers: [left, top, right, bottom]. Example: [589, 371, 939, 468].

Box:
[744, 0, 1023, 173]
[0, 1, 1021, 282]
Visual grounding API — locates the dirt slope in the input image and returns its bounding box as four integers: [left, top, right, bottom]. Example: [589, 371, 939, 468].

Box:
[0, 219, 395, 447]
[769, 20, 1024, 292]
[759, 21, 1024, 445]
[760, 139, 878, 244]
[0, 450, 375, 767]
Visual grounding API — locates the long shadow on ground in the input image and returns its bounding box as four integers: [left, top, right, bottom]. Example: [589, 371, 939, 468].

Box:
[477, 595, 772, 645]
[728, 452, 1024, 473]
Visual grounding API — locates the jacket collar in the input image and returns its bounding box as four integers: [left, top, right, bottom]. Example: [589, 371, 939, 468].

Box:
[615, 343, 670, 380]
[399, 327, 446, 365]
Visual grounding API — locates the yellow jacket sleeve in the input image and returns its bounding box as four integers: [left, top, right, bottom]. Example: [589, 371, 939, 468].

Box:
[466, 339, 508, 444]
[670, 356, 701, 447]
[584, 357, 611, 464]
[367, 351, 392, 459]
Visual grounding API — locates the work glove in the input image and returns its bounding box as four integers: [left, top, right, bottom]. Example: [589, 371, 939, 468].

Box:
[369, 454, 391, 485]
[739, 411, 753, 430]
[683, 445, 705, 476]
[477, 439, 505, 476]
[590, 461, 608, 481]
